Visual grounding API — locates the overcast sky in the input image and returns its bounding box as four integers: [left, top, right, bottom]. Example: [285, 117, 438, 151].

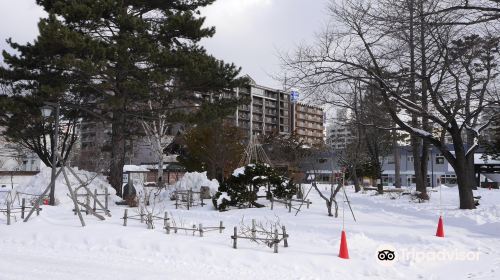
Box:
[0, 0, 329, 88]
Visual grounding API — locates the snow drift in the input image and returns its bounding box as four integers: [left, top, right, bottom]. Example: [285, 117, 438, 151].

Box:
[15, 166, 119, 205]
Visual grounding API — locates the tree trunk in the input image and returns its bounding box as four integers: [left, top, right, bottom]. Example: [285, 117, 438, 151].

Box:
[157, 157, 164, 186]
[419, 142, 430, 199]
[412, 137, 426, 198]
[466, 130, 478, 190]
[326, 201, 333, 217]
[453, 159, 476, 209]
[352, 165, 361, 192]
[451, 131, 476, 209]
[392, 129, 401, 188]
[418, 0, 429, 200]
[109, 110, 126, 197]
[408, 0, 427, 200]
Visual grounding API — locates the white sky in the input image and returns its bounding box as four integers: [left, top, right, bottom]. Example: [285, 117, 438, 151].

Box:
[0, 0, 329, 88]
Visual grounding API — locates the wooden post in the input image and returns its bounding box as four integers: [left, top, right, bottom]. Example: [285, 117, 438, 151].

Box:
[6, 202, 11, 225]
[104, 188, 109, 213]
[85, 192, 90, 215]
[21, 198, 26, 219]
[270, 197, 274, 210]
[123, 209, 128, 226]
[187, 189, 191, 210]
[166, 222, 170, 234]
[201, 196, 204, 207]
[147, 214, 153, 229]
[93, 189, 97, 212]
[164, 212, 168, 228]
[140, 207, 144, 223]
[36, 202, 40, 216]
[282, 226, 288, 247]
[199, 223, 203, 237]
[274, 229, 279, 253]
[219, 221, 223, 234]
[251, 219, 256, 239]
[307, 199, 310, 209]
[175, 191, 179, 209]
[288, 199, 292, 213]
[232, 226, 237, 249]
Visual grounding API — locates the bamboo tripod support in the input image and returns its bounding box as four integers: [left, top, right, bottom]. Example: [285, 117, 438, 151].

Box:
[23, 153, 111, 226]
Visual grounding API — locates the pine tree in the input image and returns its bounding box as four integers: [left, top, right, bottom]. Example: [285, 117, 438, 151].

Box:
[1, 1, 245, 195]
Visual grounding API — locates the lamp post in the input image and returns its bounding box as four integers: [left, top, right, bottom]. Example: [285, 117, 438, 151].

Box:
[429, 147, 435, 189]
[41, 102, 59, 206]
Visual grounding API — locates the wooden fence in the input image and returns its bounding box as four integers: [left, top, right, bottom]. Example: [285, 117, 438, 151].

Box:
[0, 198, 41, 225]
[165, 221, 224, 237]
[270, 197, 311, 213]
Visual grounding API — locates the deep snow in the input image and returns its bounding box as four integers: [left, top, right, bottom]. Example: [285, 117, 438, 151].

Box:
[0, 180, 499, 280]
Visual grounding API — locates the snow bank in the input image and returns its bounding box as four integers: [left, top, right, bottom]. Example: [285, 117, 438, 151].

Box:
[173, 171, 219, 193]
[15, 166, 119, 205]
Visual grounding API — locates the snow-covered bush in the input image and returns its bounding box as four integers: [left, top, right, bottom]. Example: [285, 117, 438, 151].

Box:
[212, 163, 297, 211]
[173, 171, 219, 193]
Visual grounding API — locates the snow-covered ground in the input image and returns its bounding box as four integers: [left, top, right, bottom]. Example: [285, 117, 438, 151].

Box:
[1, 178, 499, 280]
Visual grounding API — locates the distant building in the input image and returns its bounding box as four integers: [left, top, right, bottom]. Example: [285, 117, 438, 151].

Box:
[232, 76, 291, 137]
[231, 76, 325, 145]
[326, 109, 355, 150]
[481, 105, 500, 144]
[291, 103, 325, 145]
[0, 129, 41, 172]
[299, 145, 499, 186]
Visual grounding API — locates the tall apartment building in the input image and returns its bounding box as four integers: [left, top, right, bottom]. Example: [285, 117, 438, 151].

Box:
[231, 77, 325, 145]
[232, 77, 291, 137]
[291, 103, 325, 145]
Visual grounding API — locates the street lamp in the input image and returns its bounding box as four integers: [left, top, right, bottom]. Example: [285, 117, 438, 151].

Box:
[41, 102, 60, 206]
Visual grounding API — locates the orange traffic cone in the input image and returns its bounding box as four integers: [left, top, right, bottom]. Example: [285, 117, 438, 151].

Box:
[436, 216, 445, 237]
[338, 230, 349, 259]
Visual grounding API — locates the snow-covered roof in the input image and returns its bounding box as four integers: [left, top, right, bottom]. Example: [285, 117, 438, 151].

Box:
[474, 154, 500, 165]
[123, 165, 149, 173]
[306, 170, 332, 174]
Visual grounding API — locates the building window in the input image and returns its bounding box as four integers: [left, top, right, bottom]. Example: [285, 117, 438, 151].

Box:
[440, 175, 457, 185]
[435, 153, 445, 164]
[317, 158, 327, 163]
[407, 156, 414, 162]
[382, 175, 393, 186]
[387, 155, 395, 164]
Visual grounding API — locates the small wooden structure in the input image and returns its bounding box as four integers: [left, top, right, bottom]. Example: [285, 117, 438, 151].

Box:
[173, 188, 206, 210]
[231, 221, 289, 253]
[239, 137, 272, 167]
[23, 154, 111, 227]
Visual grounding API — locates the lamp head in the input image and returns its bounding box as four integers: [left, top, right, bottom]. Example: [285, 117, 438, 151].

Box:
[41, 105, 53, 117]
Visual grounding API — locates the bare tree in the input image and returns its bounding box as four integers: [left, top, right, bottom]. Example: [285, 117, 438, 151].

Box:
[140, 100, 175, 187]
[281, 0, 500, 209]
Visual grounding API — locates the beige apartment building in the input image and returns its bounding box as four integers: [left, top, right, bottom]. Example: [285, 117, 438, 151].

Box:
[231, 76, 325, 145]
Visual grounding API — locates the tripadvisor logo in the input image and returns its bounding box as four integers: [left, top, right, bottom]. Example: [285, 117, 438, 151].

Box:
[376, 245, 397, 266]
[376, 244, 480, 266]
